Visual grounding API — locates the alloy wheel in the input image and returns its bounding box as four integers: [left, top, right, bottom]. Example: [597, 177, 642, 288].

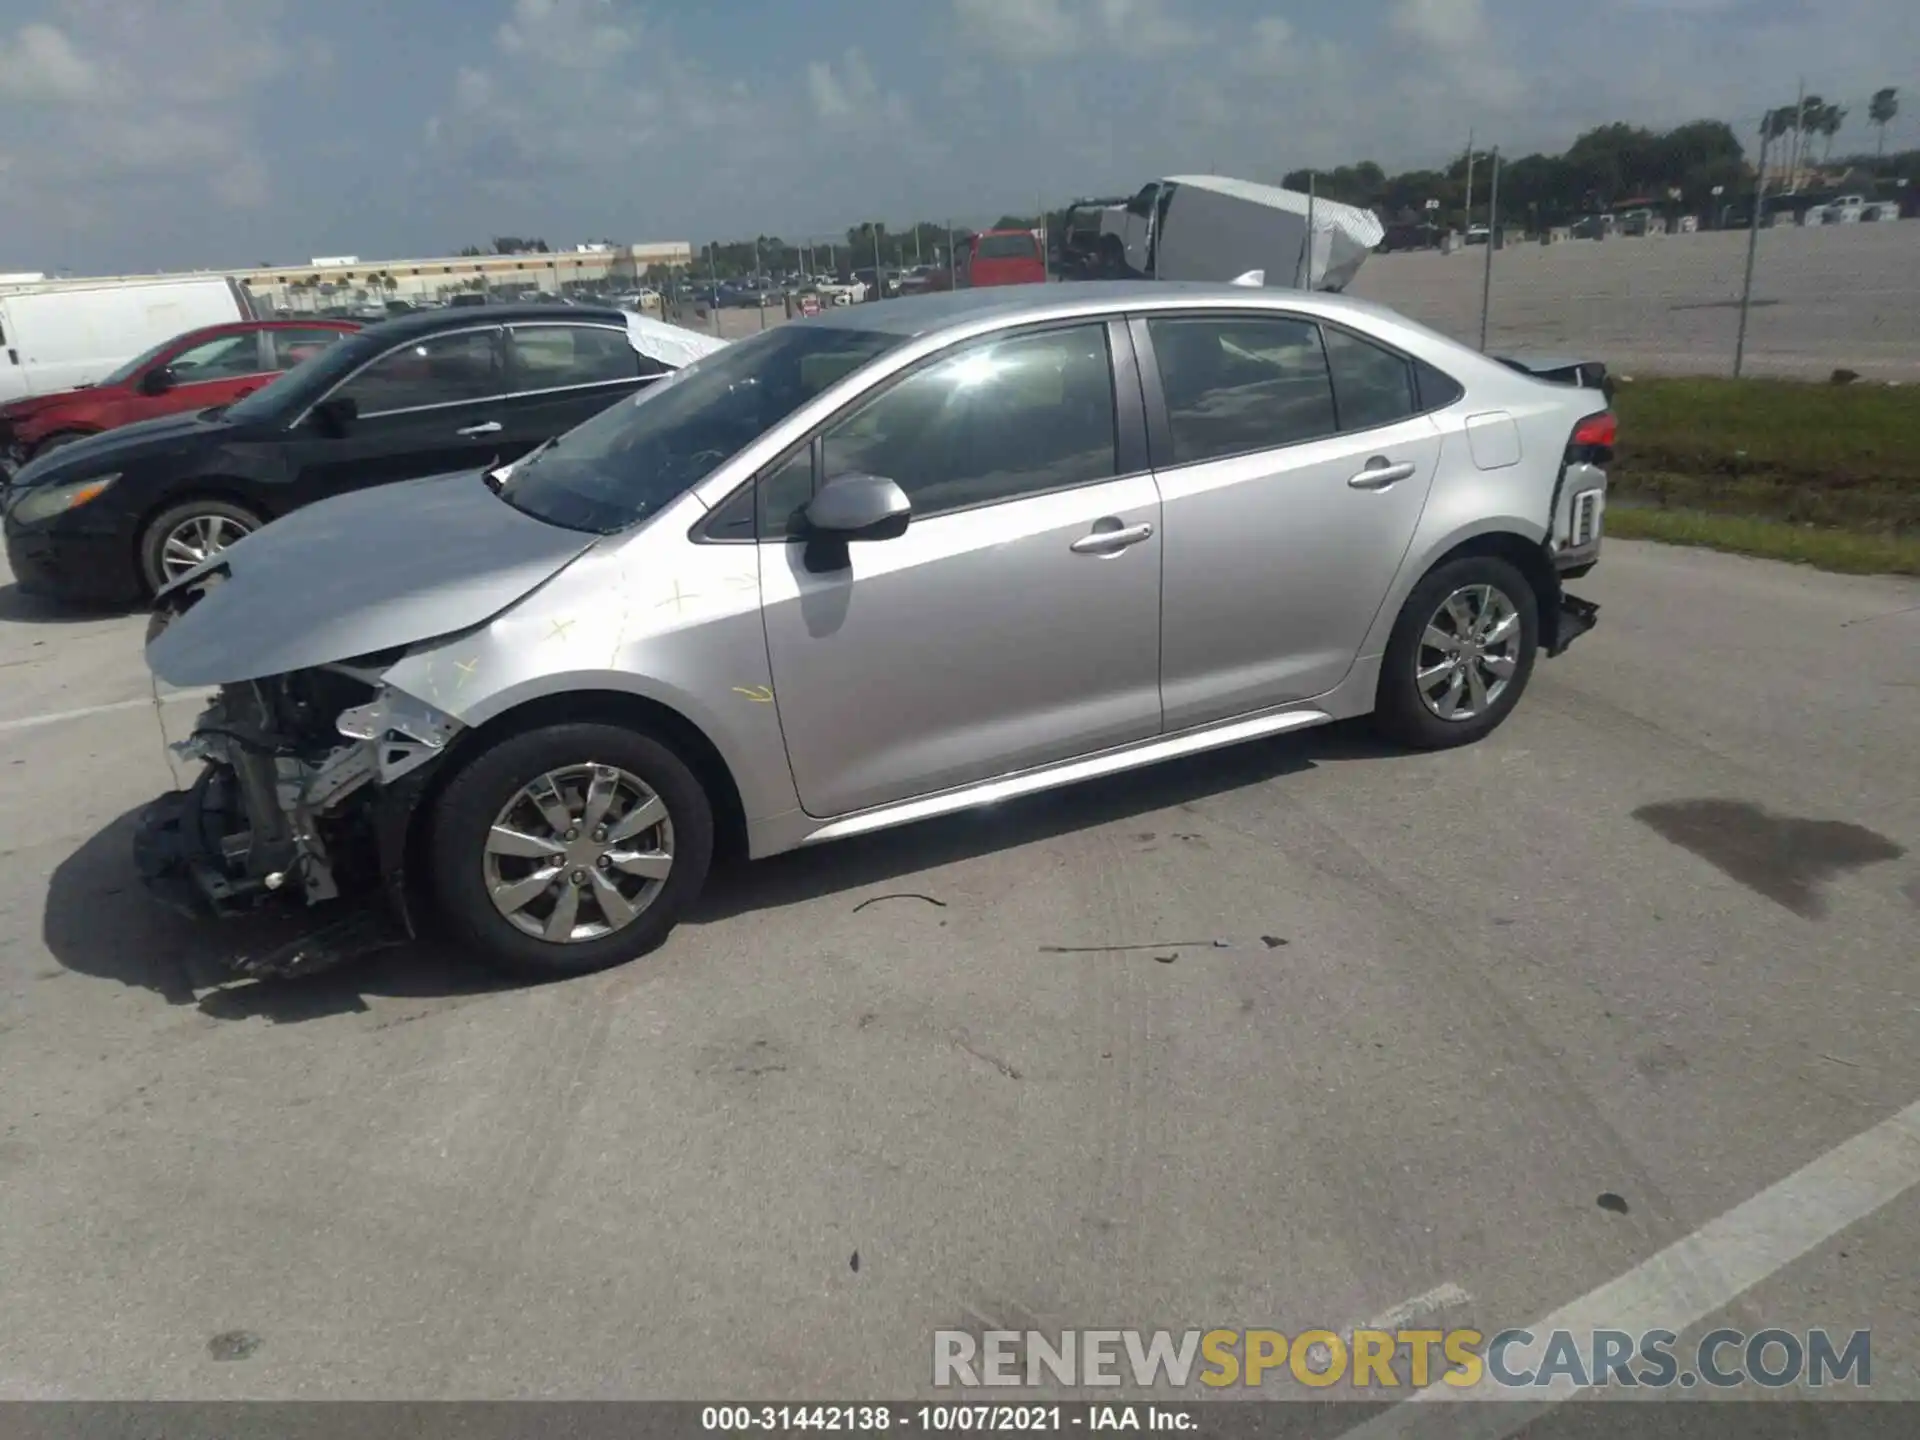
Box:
[160, 512, 254, 581]
[1414, 583, 1522, 721]
[482, 763, 675, 943]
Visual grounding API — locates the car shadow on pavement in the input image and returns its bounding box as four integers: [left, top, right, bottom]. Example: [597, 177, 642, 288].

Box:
[41, 722, 1415, 1020]
[0, 582, 136, 625]
[42, 806, 516, 1023]
[688, 719, 1413, 924]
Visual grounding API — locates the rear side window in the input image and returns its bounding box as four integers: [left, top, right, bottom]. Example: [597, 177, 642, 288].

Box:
[976, 233, 1038, 260]
[268, 327, 351, 369]
[1413, 358, 1465, 410]
[511, 324, 639, 390]
[1147, 315, 1337, 465]
[1323, 327, 1417, 431]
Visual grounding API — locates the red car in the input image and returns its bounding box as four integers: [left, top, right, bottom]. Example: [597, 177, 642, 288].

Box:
[965, 229, 1048, 287]
[0, 319, 359, 467]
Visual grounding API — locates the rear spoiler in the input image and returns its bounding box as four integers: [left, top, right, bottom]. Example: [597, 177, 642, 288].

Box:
[1494, 353, 1616, 404]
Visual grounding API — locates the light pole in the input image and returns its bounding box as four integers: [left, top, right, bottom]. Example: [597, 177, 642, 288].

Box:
[1711, 184, 1725, 229]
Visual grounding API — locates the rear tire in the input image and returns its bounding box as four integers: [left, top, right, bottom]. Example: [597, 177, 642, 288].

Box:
[138, 497, 263, 595]
[428, 723, 714, 978]
[1372, 554, 1539, 750]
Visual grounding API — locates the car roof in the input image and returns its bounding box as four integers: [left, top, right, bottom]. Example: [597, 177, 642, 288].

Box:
[799, 281, 1410, 338]
[350, 303, 627, 340]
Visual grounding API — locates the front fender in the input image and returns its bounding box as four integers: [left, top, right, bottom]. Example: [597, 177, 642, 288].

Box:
[379, 535, 803, 825]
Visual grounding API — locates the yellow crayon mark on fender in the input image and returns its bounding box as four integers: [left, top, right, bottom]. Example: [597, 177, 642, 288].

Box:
[655, 580, 701, 614]
[732, 685, 774, 703]
[454, 657, 480, 691]
[547, 617, 576, 642]
[726, 573, 758, 592]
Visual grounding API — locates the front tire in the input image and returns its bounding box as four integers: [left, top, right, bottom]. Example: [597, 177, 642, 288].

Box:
[1372, 554, 1539, 750]
[428, 723, 714, 978]
[30, 431, 93, 460]
[138, 497, 262, 595]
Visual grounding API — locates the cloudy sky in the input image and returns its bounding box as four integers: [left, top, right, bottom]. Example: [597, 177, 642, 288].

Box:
[1, 0, 1913, 275]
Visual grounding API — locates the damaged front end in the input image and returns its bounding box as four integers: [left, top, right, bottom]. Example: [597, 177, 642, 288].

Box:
[133, 661, 464, 944]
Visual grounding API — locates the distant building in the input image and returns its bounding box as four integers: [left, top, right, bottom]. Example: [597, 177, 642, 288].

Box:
[0, 241, 694, 309]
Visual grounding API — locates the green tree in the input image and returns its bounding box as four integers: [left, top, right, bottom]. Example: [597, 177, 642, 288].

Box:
[1869, 87, 1899, 157]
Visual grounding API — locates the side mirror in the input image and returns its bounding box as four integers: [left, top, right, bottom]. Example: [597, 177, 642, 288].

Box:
[310, 395, 359, 437]
[804, 472, 911, 540]
[140, 366, 176, 397]
[800, 472, 911, 573]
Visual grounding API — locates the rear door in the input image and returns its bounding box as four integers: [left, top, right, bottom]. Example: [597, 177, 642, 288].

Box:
[278, 324, 511, 505]
[498, 321, 661, 450]
[758, 318, 1164, 817]
[1139, 310, 1444, 728]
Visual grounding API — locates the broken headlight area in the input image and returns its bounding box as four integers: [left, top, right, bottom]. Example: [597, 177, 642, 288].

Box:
[133, 666, 463, 927]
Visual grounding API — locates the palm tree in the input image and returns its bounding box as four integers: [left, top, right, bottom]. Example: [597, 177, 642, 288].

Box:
[1869, 88, 1899, 158]
[1815, 103, 1847, 167]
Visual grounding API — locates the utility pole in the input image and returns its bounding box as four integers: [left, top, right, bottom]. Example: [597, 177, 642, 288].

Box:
[1789, 77, 1805, 192]
[1463, 128, 1476, 235]
[1480, 147, 1501, 350]
[872, 222, 883, 298]
[947, 219, 957, 290]
[1734, 122, 1772, 378]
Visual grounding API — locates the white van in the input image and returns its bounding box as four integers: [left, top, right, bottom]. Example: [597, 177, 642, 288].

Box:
[0, 276, 253, 406]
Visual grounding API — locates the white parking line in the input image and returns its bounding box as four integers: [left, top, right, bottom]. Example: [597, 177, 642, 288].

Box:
[0, 690, 212, 736]
[1340, 1094, 1920, 1436]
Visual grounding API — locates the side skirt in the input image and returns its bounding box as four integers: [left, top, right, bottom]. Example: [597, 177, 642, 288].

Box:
[798, 707, 1335, 847]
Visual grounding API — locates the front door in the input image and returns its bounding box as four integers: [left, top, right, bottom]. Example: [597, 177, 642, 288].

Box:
[131, 329, 275, 421]
[760, 321, 1164, 818]
[1138, 312, 1444, 729]
[281, 325, 511, 506]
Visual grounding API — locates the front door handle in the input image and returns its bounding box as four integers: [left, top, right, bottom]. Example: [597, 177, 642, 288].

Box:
[1348, 458, 1416, 490]
[457, 420, 503, 437]
[1070, 520, 1154, 555]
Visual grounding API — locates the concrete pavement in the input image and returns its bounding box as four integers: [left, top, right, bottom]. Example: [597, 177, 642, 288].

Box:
[0, 541, 1915, 1405]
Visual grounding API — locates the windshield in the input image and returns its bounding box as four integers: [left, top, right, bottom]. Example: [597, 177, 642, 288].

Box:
[496, 323, 905, 534]
[97, 337, 180, 389]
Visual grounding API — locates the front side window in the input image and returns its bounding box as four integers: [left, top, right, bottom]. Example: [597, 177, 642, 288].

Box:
[511, 324, 641, 391]
[1323, 326, 1417, 431]
[820, 324, 1116, 519]
[169, 333, 264, 381]
[331, 328, 507, 415]
[493, 323, 905, 534]
[1147, 314, 1337, 465]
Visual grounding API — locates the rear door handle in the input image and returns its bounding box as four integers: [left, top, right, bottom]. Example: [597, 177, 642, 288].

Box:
[1070, 520, 1154, 554]
[1348, 458, 1416, 490]
[457, 421, 503, 437]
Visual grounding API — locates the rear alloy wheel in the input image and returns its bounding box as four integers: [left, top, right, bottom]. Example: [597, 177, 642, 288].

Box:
[1373, 554, 1539, 750]
[429, 723, 714, 977]
[138, 498, 262, 594]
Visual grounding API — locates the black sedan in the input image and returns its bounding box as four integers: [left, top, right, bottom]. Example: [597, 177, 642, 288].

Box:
[2, 305, 699, 605]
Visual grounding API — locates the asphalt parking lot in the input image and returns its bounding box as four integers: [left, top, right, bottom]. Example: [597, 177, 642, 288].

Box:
[1, 540, 1917, 1407]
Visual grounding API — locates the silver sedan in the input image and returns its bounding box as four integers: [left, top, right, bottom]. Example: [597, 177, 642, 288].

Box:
[138, 281, 1611, 976]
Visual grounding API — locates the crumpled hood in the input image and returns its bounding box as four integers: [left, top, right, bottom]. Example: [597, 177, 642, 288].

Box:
[145, 469, 599, 687]
[1, 387, 107, 424]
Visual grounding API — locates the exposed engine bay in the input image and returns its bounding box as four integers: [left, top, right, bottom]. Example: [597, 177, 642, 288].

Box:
[134, 662, 465, 955]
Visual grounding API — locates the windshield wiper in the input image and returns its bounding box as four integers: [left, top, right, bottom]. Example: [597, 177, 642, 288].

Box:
[485, 436, 556, 494]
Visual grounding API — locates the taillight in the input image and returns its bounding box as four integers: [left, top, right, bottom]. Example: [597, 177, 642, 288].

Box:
[1571, 411, 1616, 450]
